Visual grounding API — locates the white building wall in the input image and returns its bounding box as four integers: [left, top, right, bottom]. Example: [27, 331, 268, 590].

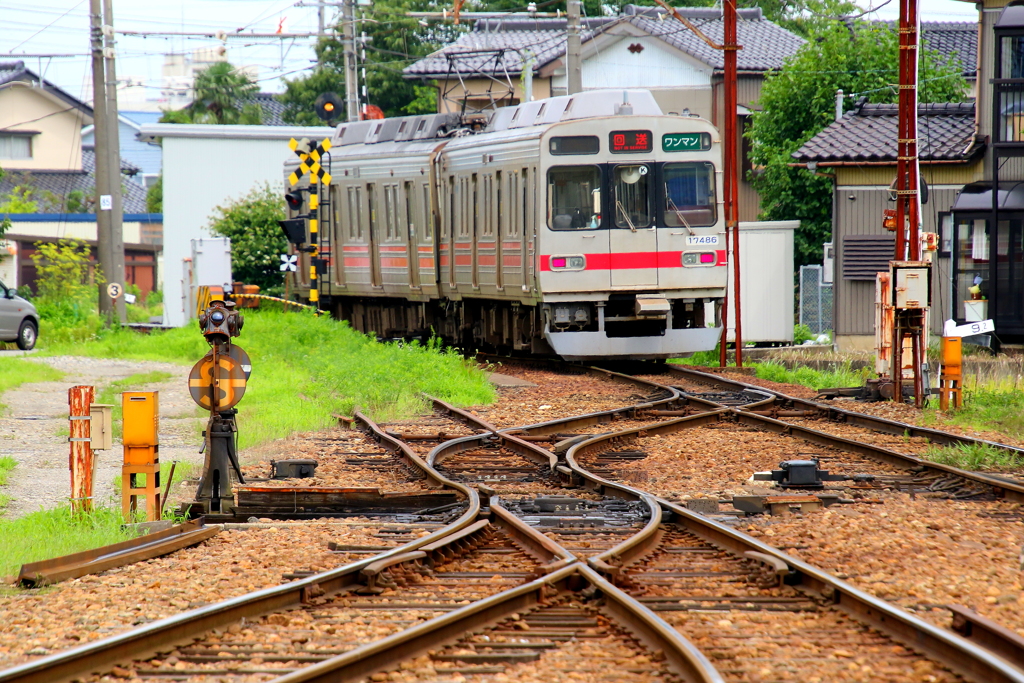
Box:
[143, 124, 332, 327]
[552, 36, 712, 92]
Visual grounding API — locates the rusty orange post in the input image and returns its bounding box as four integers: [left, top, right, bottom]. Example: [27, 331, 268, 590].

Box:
[939, 336, 963, 410]
[68, 385, 95, 513]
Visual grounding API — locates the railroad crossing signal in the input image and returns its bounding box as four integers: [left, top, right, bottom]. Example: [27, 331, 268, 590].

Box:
[280, 254, 298, 272]
[288, 137, 332, 186]
[188, 352, 247, 411]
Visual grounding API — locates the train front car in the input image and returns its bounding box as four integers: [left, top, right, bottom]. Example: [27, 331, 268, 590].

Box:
[532, 91, 726, 360]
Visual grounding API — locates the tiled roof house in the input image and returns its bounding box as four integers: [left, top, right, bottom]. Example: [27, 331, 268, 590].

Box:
[407, 5, 807, 221]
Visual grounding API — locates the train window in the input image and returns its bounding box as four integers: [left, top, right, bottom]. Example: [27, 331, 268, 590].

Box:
[549, 136, 599, 155]
[384, 185, 397, 240]
[613, 164, 652, 230]
[663, 162, 717, 228]
[347, 186, 362, 239]
[547, 166, 602, 230]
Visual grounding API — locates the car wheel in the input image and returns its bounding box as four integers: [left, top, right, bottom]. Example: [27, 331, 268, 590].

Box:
[16, 320, 37, 351]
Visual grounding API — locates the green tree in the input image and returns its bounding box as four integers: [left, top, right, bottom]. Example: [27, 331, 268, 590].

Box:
[747, 21, 969, 266]
[146, 176, 163, 214]
[0, 185, 39, 213]
[207, 184, 287, 295]
[281, 0, 466, 122]
[280, 67, 348, 126]
[160, 61, 263, 125]
[30, 239, 101, 301]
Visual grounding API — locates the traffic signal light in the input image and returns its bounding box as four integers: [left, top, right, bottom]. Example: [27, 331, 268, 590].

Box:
[315, 92, 343, 122]
[285, 191, 304, 212]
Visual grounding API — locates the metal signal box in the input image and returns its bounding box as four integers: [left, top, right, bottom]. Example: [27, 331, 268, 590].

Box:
[122, 392, 159, 451]
[89, 403, 114, 450]
[892, 262, 931, 310]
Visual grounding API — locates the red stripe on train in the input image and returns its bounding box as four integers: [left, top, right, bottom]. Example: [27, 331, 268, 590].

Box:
[539, 251, 728, 271]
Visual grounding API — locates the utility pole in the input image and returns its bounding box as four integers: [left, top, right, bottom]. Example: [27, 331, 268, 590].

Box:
[342, 0, 359, 121]
[719, 0, 742, 367]
[89, 0, 115, 323]
[566, 0, 582, 95]
[103, 0, 126, 323]
[890, 0, 927, 407]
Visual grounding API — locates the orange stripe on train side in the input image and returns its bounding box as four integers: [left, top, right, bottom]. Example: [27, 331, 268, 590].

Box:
[343, 246, 370, 252]
[344, 257, 371, 267]
[381, 257, 409, 267]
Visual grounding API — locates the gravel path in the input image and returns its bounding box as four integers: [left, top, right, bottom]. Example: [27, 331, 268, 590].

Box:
[0, 356, 204, 519]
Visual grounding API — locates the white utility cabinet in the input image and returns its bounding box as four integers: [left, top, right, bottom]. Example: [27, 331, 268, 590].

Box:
[725, 221, 798, 344]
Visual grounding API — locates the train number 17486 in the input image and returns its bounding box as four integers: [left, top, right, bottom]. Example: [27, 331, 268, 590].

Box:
[686, 235, 720, 246]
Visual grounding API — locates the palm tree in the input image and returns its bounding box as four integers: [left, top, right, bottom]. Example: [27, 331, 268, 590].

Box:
[160, 61, 263, 125]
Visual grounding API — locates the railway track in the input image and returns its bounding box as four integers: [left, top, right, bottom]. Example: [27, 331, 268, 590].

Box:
[5, 361, 1024, 682]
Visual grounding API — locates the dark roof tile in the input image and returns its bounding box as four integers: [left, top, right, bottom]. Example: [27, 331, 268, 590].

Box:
[0, 148, 148, 213]
[404, 5, 804, 78]
[792, 101, 979, 164]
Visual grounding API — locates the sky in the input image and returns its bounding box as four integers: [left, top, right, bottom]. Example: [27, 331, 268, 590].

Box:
[0, 0, 982, 111]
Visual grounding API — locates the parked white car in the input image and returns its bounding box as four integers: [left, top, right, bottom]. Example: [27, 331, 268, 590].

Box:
[0, 279, 39, 350]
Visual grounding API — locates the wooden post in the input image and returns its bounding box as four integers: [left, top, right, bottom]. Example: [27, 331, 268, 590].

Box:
[69, 385, 95, 513]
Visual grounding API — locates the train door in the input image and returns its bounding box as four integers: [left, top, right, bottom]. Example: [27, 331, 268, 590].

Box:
[524, 167, 536, 292]
[331, 184, 346, 287]
[503, 171, 522, 291]
[366, 183, 382, 287]
[447, 176, 457, 288]
[495, 171, 504, 291]
[609, 162, 657, 287]
[403, 181, 420, 289]
[421, 181, 437, 290]
[471, 173, 480, 288]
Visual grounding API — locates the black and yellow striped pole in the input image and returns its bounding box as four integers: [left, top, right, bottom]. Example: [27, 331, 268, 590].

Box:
[288, 136, 333, 315]
[309, 183, 319, 311]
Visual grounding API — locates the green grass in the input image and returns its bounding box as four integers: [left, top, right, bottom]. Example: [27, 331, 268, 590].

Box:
[926, 382, 1024, 441]
[751, 360, 866, 391]
[0, 455, 15, 512]
[922, 442, 1023, 471]
[0, 357, 64, 413]
[0, 506, 142, 580]
[43, 308, 496, 450]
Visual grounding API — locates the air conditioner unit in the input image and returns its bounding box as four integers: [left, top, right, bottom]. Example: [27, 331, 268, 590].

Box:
[823, 242, 834, 284]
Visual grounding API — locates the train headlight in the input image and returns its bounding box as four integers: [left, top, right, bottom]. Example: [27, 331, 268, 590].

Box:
[682, 251, 716, 267]
[550, 255, 586, 270]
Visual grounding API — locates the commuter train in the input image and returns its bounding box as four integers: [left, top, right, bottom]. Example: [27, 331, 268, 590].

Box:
[283, 89, 727, 360]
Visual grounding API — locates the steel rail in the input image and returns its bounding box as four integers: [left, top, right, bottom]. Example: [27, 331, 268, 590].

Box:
[0, 411, 482, 683]
[665, 363, 1024, 458]
[16, 519, 219, 587]
[559, 414, 1024, 683]
[267, 562, 724, 683]
[728, 409, 1024, 502]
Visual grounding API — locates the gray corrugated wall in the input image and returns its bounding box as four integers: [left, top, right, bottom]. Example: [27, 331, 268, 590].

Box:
[834, 186, 958, 336]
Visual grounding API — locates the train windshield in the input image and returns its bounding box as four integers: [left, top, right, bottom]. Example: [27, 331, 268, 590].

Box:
[663, 162, 716, 228]
[548, 166, 602, 230]
[613, 164, 652, 230]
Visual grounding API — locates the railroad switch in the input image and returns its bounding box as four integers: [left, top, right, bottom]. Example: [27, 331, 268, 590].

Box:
[271, 459, 318, 479]
[752, 459, 849, 490]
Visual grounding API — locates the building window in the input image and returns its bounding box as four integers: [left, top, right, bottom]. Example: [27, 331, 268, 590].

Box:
[0, 135, 32, 160]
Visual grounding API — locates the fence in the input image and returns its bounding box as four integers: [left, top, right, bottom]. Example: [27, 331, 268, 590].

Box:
[799, 265, 833, 334]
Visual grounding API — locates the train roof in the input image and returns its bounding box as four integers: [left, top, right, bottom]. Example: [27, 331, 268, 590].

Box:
[327, 89, 666, 151]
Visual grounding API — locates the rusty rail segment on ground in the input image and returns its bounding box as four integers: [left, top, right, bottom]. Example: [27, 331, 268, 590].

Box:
[15, 519, 220, 588]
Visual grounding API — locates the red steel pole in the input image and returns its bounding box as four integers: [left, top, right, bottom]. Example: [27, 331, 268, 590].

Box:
[69, 385, 95, 513]
[724, 0, 742, 367]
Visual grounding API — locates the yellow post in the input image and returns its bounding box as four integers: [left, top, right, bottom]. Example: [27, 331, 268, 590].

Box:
[122, 391, 160, 521]
[939, 337, 963, 411]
